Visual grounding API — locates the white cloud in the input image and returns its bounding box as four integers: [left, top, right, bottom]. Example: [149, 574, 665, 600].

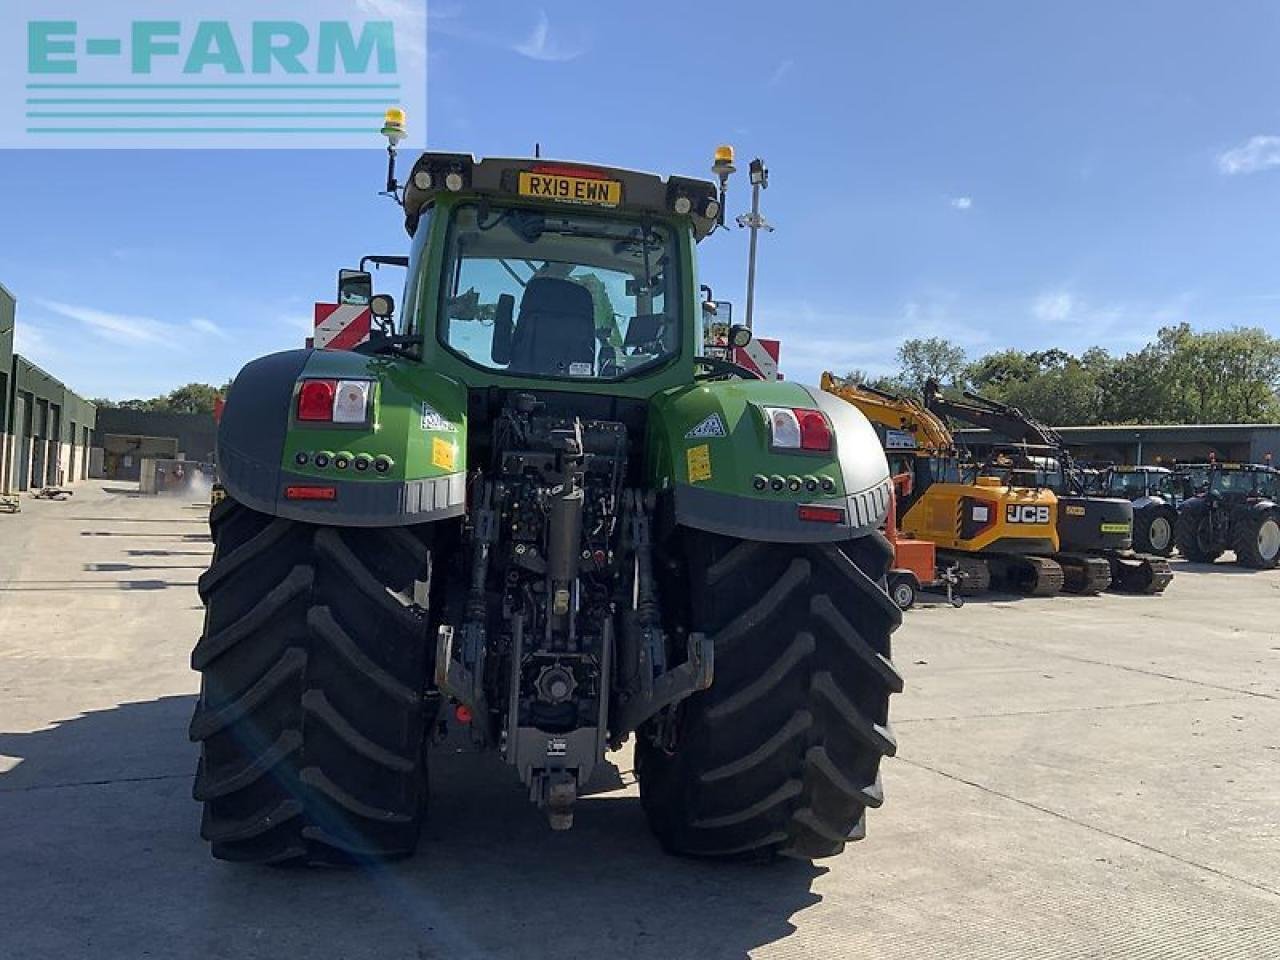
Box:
[766, 59, 794, 89]
[1027, 289, 1194, 351]
[36, 299, 175, 346]
[752, 296, 995, 385]
[13, 322, 54, 362]
[189, 317, 230, 341]
[1032, 291, 1074, 324]
[1217, 136, 1280, 175]
[356, 0, 427, 67]
[430, 9, 586, 63]
[280, 313, 315, 337]
[950, 196, 973, 211]
[513, 10, 586, 62]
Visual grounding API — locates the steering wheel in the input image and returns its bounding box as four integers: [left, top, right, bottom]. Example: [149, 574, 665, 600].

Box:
[694, 356, 763, 381]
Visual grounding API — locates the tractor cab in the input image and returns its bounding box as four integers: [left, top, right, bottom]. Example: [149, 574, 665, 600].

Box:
[1206, 463, 1280, 502]
[1103, 465, 1178, 503]
[375, 153, 755, 396]
[1102, 466, 1181, 556]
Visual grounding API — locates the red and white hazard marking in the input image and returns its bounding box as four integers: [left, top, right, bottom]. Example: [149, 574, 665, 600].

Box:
[734, 337, 782, 381]
[313, 303, 372, 350]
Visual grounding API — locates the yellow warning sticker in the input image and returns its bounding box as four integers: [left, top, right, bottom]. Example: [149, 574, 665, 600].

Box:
[687, 444, 712, 483]
[432, 437, 457, 471]
[1065, 505, 1086, 517]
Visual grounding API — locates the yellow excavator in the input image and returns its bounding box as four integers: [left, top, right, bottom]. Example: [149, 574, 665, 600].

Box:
[821, 373, 1064, 596]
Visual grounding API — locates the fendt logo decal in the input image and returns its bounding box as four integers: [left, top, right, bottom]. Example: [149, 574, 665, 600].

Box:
[1006, 505, 1051, 525]
[685, 414, 727, 440]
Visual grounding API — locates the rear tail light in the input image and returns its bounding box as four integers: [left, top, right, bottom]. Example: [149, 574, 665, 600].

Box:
[796, 410, 832, 452]
[297, 380, 337, 421]
[296, 379, 372, 424]
[530, 163, 609, 180]
[799, 505, 846, 524]
[285, 485, 337, 502]
[764, 407, 833, 453]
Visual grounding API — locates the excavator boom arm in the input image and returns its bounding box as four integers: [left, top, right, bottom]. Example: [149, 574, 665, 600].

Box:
[819, 373, 956, 453]
[922, 379, 1063, 449]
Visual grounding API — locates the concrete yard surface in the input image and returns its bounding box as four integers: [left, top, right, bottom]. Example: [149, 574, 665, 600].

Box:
[1, 482, 1278, 959]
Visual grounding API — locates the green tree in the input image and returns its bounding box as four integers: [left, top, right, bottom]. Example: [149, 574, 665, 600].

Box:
[1099, 325, 1280, 425]
[1166, 326, 1280, 422]
[840, 369, 909, 395]
[896, 337, 968, 394]
[161, 383, 223, 415]
[966, 348, 1107, 426]
[570, 274, 623, 350]
[967, 349, 1041, 392]
[90, 382, 229, 415]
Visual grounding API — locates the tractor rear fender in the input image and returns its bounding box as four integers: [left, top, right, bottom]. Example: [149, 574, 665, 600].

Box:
[1180, 496, 1209, 514]
[217, 349, 468, 527]
[648, 379, 892, 544]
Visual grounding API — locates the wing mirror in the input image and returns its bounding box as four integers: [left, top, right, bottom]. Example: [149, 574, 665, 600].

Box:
[338, 269, 373, 306]
[491, 294, 516, 364]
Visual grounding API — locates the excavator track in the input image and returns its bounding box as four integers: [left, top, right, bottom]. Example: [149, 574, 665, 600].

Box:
[987, 555, 1064, 597]
[1054, 554, 1113, 595]
[1108, 553, 1174, 595]
[941, 553, 991, 596]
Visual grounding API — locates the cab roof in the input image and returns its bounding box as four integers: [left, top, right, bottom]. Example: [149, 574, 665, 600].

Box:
[402, 153, 721, 240]
[1212, 462, 1279, 474]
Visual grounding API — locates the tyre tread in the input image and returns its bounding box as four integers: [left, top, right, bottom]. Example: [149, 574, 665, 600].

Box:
[639, 533, 901, 861]
[190, 502, 432, 865]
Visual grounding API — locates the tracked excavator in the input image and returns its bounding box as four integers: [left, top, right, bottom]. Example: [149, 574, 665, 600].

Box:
[922, 381, 1173, 595]
[820, 374, 1064, 597]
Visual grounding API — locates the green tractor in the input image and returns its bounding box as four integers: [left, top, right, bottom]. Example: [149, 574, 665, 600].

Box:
[191, 139, 903, 865]
[1174, 463, 1280, 569]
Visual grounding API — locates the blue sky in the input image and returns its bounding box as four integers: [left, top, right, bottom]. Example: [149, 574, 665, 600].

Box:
[1, 0, 1279, 399]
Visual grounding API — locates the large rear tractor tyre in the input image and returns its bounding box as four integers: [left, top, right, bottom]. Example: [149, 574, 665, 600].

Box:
[1134, 507, 1176, 558]
[1231, 510, 1280, 570]
[637, 532, 902, 861]
[1174, 509, 1223, 563]
[190, 498, 434, 865]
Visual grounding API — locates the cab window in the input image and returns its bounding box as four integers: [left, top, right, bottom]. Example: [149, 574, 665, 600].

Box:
[438, 203, 679, 380]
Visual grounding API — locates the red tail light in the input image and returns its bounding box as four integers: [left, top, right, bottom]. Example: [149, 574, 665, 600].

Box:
[297, 380, 337, 421]
[530, 163, 608, 179]
[285, 485, 337, 501]
[764, 406, 834, 452]
[799, 505, 846, 524]
[796, 410, 833, 452]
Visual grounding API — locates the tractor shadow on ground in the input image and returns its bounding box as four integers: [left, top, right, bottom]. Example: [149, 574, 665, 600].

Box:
[0, 696, 823, 960]
[936, 589, 1037, 606]
[84, 562, 209, 573]
[101, 487, 147, 498]
[68, 517, 209, 525]
[80, 530, 210, 541]
[1169, 558, 1273, 576]
[0, 578, 199, 592]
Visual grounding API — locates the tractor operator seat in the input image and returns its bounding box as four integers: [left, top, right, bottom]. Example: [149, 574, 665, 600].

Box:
[508, 277, 597, 376]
